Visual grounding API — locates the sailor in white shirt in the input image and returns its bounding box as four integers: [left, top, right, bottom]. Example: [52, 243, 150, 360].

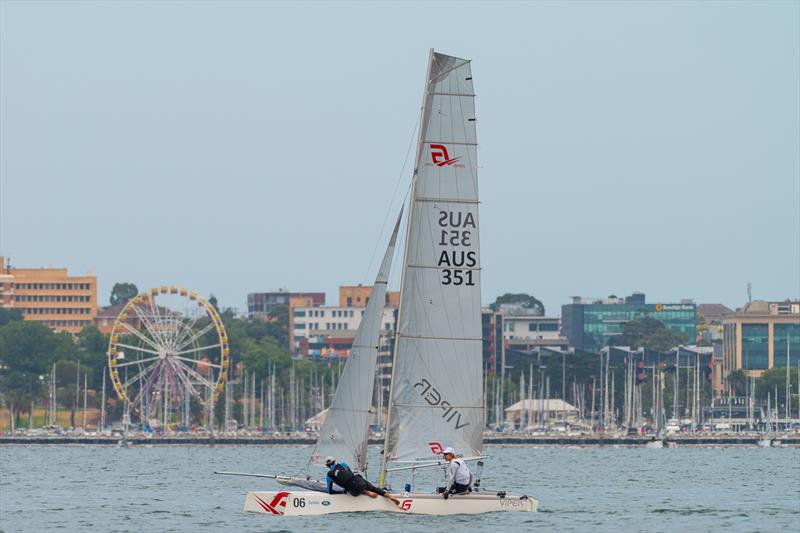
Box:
[442, 446, 472, 498]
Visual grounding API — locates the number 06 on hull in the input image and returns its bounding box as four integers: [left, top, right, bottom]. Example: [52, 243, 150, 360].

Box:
[244, 491, 537, 516]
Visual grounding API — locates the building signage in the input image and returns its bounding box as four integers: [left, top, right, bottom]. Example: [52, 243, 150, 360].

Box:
[655, 304, 694, 311]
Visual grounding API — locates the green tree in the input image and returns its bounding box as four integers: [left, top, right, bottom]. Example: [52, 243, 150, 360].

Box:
[0, 321, 73, 426]
[493, 293, 545, 315]
[55, 360, 81, 428]
[110, 282, 138, 305]
[617, 317, 664, 347]
[617, 317, 688, 351]
[754, 367, 798, 407]
[0, 308, 23, 326]
[640, 329, 689, 352]
[726, 369, 747, 396]
[240, 336, 293, 380]
[76, 325, 109, 388]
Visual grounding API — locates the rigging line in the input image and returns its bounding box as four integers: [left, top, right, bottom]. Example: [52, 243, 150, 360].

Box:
[360, 106, 422, 284]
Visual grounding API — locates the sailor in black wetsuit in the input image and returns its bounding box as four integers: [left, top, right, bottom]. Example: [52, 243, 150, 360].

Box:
[325, 456, 400, 506]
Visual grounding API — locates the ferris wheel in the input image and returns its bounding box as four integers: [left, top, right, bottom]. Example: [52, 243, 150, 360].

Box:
[107, 286, 230, 429]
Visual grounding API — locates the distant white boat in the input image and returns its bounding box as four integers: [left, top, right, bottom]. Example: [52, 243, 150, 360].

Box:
[756, 438, 774, 448]
[665, 419, 681, 434]
[645, 438, 664, 449]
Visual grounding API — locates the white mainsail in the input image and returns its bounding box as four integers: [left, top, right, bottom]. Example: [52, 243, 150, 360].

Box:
[382, 50, 483, 472]
[310, 210, 403, 473]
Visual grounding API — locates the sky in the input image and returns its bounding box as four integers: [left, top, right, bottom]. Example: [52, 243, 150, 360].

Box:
[1, 1, 798, 315]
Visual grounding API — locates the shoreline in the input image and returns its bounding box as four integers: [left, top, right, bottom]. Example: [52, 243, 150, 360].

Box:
[2, 434, 798, 447]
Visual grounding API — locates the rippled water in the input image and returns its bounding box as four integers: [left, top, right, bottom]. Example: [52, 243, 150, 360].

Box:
[1, 445, 798, 532]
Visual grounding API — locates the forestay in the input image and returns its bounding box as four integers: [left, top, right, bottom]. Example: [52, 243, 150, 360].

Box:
[310, 210, 403, 473]
[383, 50, 483, 469]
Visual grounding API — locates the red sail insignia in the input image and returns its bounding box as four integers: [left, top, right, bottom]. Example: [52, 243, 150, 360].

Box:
[430, 144, 462, 167]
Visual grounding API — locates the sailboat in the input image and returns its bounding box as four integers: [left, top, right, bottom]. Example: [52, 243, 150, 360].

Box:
[757, 393, 775, 448]
[242, 49, 537, 516]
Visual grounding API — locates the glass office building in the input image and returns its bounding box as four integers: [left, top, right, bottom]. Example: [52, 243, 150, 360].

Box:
[562, 293, 696, 351]
[741, 323, 770, 370]
[722, 300, 800, 377]
[773, 323, 800, 367]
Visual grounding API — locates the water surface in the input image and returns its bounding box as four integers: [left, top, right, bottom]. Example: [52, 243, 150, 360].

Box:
[1, 445, 798, 532]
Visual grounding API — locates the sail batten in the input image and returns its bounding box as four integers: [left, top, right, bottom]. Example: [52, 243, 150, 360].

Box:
[382, 50, 483, 473]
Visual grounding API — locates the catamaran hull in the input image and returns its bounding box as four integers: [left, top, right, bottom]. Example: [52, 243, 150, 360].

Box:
[244, 490, 537, 515]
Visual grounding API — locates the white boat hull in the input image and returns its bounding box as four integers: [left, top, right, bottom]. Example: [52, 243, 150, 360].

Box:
[244, 490, 537, 515]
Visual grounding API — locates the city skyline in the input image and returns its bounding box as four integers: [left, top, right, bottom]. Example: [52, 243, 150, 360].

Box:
[2, 1, 798, 318]
[2, 250, 791, 318]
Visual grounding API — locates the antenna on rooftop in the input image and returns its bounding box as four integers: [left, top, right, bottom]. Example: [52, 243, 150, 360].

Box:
[747, 282, 752, 303]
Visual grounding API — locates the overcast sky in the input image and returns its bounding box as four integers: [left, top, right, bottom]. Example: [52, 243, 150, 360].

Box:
[1, 1, 798, 315]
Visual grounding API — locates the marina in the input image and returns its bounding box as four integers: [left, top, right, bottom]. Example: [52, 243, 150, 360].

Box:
[3, 432, 800, 447]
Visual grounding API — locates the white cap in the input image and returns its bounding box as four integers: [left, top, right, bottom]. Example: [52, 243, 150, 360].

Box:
[324, 456, 336, 465]
[443, 447, 455, 455]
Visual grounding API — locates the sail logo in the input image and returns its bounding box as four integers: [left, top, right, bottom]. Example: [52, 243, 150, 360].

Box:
[429, 144, 463, 167]
[429, 441, 444, 455]
[253, 492, 290, 515]
[414, 378, 470, 431]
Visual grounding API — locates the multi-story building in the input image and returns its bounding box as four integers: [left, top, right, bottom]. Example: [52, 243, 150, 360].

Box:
[94, 303, 143, 335]
[247, 290, 325, 318]
[503, 316, 561, 341]
[561, 293, 696, 351]
[0, 256, 97, 334]
[504, 316, 570, 357]
[481, 308, 568, 375]
[339, 285, 399, 308]
[292, 305, 397, 356]
[722, 299, 800, 378]
[697, 303, 734, 325]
